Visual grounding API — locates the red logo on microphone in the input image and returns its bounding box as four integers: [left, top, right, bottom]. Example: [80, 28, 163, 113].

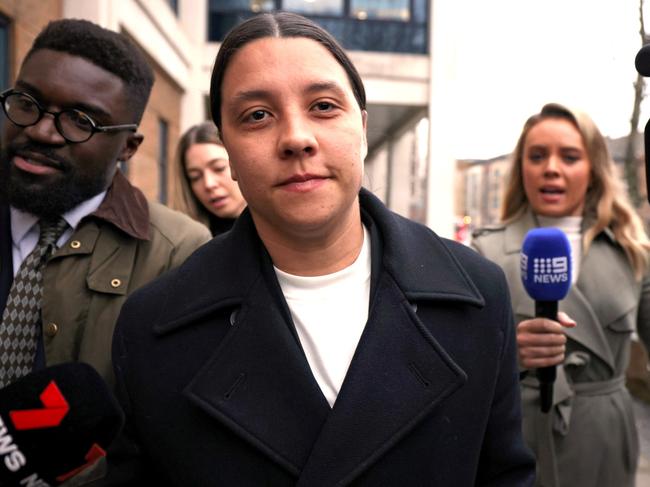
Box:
[9, 380, 70, 430]
[56, 443, 107, 482]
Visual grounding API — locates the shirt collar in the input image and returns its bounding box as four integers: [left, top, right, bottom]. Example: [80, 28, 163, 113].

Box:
[10, 191, 105, 245]
[9, 207, 37, 247]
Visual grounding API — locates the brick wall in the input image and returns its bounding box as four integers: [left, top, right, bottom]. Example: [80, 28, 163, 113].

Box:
[0, 0, 62, 82]
[126, 55, 182, 203]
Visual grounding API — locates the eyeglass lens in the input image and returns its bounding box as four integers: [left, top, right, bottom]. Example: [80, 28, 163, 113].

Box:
[4, 92, 94, 142]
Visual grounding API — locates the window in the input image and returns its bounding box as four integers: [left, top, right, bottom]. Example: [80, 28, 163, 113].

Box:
[210, 0, 274, 13]
[284, 0, 343, 16]
[165, 0, 179, 15]
[0, 15, 9, 92]
[204, 94, 212, 122]
[158, 118, 169, 204]
[0, 15, 9, 132]
[351, 0, 409, 21]
[207, 0, 429, 54]
[491, 169, 500, 210]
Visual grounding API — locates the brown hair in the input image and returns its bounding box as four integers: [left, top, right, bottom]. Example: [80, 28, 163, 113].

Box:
[209, 12, 366, 132]
[502, 103, 650, 278]
[171, 121, 223, 226]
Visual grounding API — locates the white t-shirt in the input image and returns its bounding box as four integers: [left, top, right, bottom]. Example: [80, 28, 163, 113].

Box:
[274, 225, 371, 407]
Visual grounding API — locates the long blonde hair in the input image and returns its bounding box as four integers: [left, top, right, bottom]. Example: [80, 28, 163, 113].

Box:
[502, 103, 650, 279]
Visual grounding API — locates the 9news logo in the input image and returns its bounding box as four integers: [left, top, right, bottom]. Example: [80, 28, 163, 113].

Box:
[522, 253, 570, 284]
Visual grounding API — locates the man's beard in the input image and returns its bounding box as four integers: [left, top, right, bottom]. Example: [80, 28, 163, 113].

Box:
[0, 142, 108, 219]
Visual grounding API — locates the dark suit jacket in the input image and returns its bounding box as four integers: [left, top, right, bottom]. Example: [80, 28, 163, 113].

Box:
[111, 189, 534, 486]
[0, 204, 13, 321]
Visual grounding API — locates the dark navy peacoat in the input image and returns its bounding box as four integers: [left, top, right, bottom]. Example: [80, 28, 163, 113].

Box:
[111, 189, 535, 486]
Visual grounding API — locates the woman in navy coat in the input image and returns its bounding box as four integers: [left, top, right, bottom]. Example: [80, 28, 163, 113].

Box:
[110, 12, 535, 486]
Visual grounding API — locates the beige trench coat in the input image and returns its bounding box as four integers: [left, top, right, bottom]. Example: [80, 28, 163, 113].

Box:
[472, 211, 650, 487]
[39, 201, 211, 389]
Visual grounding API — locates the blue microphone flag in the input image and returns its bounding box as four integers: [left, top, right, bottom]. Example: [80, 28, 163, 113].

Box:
[521, 227, 572, 302]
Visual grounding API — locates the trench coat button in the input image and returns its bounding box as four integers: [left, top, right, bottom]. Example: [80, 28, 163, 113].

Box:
[110, 278, 122, 288]
[70, 240, 81, 249]
[45, 322, 59, 337]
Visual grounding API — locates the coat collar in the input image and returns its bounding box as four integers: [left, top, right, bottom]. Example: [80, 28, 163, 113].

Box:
[359, 189, 484, 307]
[88, 170, 150, 241]
[154, 188, 484, 335]
[503, 209, 537, 254]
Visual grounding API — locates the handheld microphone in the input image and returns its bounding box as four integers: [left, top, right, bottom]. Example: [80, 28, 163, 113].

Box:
[635, 44, 650, 76]
[520, 228, 572, 413]
[0, 363, 124, 486]
[634, 44, 650, 204]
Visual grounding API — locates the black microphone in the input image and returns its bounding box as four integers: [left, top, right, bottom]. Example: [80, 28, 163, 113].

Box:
[520, 228, 572, 413]
[0, 363, 124, 486]
[635, 44, 650, 76]
[635, 44, 650, 204]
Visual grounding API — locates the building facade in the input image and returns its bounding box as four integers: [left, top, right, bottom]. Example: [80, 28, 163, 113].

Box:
[1, 0, 463, 235]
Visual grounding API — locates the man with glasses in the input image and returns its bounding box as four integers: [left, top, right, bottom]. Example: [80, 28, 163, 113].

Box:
[0, 19, 211, 393]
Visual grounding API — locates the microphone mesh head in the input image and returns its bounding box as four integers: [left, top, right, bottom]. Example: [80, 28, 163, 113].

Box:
[636, 44, 650, 76]
[521, 227, 572, 301]
[0, 363, 123, 484]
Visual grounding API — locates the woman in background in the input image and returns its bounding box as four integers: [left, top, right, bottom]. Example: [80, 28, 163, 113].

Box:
[173, 121, 246, 235]
[472, 102, 650, 487]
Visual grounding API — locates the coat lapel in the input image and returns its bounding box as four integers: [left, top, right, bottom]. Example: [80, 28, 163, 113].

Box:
[560, 288, 614, 369]
[296, 271, 468, 486]
[152, 213, 330, 476]
[183, 273, 331, 476]
[294, 190, 482, 485]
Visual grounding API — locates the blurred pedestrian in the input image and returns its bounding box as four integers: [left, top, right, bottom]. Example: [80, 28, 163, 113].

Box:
[472, 102, 650, 487]
[173, 121, 246, 235]
[109, 12, 535, 486]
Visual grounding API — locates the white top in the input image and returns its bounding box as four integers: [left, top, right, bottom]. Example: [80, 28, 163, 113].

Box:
[275, 225, 372, 407]
[10, 191, 107, 276]
[537, 215, 583, 284]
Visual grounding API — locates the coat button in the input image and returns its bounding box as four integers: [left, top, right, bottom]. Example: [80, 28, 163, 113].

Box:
[229, 309, 239, 326]
[111, 278, 121, 288]
[45, 322, 59, 337]
[70, 240, 81, 249]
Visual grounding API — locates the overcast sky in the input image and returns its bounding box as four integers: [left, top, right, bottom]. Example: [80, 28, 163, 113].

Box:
[438, 0, 647, 160]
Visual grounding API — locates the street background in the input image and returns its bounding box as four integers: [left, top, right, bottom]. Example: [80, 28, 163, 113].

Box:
[635, 398, 650, 486]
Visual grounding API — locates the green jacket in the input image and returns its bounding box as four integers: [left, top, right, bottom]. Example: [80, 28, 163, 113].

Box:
[36, 172, 211, 388]
[472, 210, 650, 487]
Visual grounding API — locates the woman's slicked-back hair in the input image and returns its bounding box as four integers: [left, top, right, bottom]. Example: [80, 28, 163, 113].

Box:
[502, 102, 650, 278]
[209, 12, 366, 132]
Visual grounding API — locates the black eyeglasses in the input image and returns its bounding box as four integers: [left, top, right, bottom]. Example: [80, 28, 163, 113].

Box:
[0, 89, 138, 143]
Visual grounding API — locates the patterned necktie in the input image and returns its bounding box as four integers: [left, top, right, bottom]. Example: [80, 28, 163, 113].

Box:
[0, 217, 68, 387]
